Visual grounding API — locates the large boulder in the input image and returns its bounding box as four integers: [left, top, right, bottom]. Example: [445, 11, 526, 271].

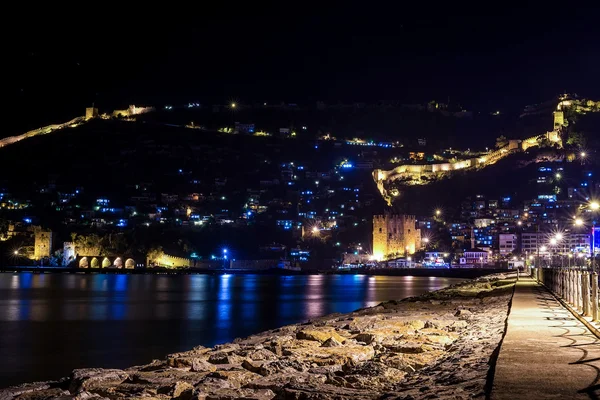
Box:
[192, 359, 218, 373]
[321, 337, 343, 347]
[203, 388, 275, 400]
[296, 329, 346, 344]
[247, 372, 327, 392]
[246, 348, 279, 361]
[0, 382, 57, 400]
[68, 369, 128, 393]
[337, 361, 406, 390]
[157, 381, 194, 400]
[205, 370, 261, 389]
[207, 352, 244, 365]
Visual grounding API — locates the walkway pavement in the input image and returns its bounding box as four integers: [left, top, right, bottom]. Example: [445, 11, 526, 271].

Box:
[491, 277, 600, 399]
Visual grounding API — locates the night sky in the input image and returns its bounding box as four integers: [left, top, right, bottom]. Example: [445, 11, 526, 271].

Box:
[6, 4, 600, 132]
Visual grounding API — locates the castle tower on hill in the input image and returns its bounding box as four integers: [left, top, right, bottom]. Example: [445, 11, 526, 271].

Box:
[33, 227, 53, 260]
[373, 213, 421, 260]
[553, 110, 565, 130]
[85, 106, 98, 120]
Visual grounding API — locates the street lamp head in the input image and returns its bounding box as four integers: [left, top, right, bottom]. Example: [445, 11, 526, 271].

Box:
[231, 102, 236, 108]
[222, 248, 228, 254]
[435, 209, 441, 216]
[540, 246, 547, 252]
[581, 152, 587, 158]
[575, 218, 584, 226]
[550, 238, 557, 245]
[13, 250, 18, 255]
[423, 238, 429, 243]
[555, 173, 561, 179]
[590, 201, 600, 211]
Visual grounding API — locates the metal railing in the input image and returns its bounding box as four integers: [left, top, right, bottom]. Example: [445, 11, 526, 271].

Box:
[532, 267, 599, 323]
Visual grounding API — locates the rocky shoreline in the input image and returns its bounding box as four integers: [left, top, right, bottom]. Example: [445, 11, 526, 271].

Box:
[1, 273, 517, 400]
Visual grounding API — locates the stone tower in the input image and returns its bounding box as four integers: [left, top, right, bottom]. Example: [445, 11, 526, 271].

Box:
[372, 213, 421, 260]
[33, 227, 53, 260]
[85, 107, 99, 120]
[553, 110, 565, 130]
[63, 242, 76, 266]
[372, 215, 389, 260]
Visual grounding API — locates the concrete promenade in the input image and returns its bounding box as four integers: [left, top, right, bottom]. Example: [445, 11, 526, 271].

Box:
[491, 277, 600, 399]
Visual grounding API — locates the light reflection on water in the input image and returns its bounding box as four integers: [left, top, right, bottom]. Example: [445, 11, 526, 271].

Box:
[0, 272, 460, 388]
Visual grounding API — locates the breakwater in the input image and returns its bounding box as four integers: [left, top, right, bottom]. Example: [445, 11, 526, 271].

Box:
[0, 272, 516, 399]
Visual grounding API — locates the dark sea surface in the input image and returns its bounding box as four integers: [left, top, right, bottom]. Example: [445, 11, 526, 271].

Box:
[0, 273, 462, 388]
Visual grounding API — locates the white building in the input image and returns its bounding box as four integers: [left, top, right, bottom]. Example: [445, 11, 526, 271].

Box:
[499, 233, 517, 256]
[463, 248, 491, 265]
[521, 232, 541, 254]
[521, 232, 590, 256]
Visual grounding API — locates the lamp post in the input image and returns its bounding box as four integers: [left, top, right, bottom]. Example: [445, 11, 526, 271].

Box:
[550, 238, 557, 267]
[590, 201, 599, 272]
[540, 246, 547, 267]
[554, 233, 564, 268]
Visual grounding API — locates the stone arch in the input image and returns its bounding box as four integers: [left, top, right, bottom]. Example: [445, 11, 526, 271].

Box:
[114, 257, 123, 268]
[91, 257, 99, 268]
[102, 257, 111, 268]
[79, 257, 88, 268]
[125, 258, 135, 269]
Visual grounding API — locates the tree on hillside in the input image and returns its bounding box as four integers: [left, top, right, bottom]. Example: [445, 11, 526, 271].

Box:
[495, 135, 508, 149]
[0, 218, 7, 237]
[71, 233, 105, 256]
[566, 130, 587, 148]
[147, 246, 165, 265]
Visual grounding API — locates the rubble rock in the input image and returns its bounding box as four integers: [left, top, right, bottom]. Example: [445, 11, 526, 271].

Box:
[321, 337, 343, 347]
[157, 381, 193, 399]
[68, 369, 128, 393]
[191, 359, 218, 373]
[296, 329, 346, 344]
[204, 388, 275, 400]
